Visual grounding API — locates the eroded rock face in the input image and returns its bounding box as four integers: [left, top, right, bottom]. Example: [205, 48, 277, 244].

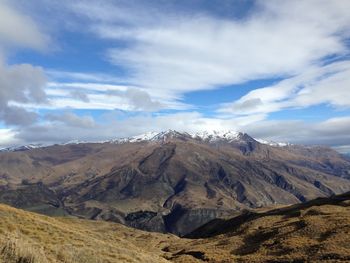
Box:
[163, 205, 231, 236]
[0, 131, 350, 235]
[126, 211, 166, 233]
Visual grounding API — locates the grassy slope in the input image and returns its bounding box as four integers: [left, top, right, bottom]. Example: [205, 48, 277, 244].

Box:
[167, 192, 350, 262]
[0, 204, 176, 263]
[1, 192, 350, 263]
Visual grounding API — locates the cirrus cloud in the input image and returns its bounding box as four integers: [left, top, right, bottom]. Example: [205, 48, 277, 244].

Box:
[219, 60, 350, 115]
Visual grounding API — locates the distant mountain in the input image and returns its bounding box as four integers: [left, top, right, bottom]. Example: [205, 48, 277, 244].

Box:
[0, 130, 350, 236]
[0, 130, 287, 152]
[0, 143, 45, 152]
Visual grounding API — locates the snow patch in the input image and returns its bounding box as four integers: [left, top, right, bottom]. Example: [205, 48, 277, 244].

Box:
[255, 138, 290, 147]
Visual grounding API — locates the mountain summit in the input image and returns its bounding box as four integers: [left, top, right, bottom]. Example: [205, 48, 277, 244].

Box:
[0, 130, 272, 152]
[115, 130, 248, 144]
[114, 130, 274, 146]
[0, 130, 349, 236]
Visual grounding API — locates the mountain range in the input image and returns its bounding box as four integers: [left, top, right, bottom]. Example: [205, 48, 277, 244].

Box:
[0, 130, 350, 236]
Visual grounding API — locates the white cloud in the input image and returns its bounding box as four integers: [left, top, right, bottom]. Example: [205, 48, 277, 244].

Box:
[8, 0, 350, 115]
[47, 82, 129, 92]
[70, 90, 90, 103]
[2, 106, 38, 126]
[0, 128, 20, 148]
[243, 116, 350, 148]
[45, 70, 125, 83]
[12, 111, 265, 145]
[69, 0, 350, 98]
[6, 112, 349, 155]
[46, 112, 95, 128]
[0, 61, 47, 126]
[0, 0, 48, 51]
[116, 89, 163, 111]
[219, 60, 350, 115]
[15, 82, 188, 111]
[0, 1, 49, 127]
[0, 0, 349, 153]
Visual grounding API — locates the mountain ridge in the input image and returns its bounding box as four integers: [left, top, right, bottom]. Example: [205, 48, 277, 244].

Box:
[0, 130, 290, 152]
[0, 130, 350, 236]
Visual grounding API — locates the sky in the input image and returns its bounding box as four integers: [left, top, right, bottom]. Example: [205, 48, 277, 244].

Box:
[0, 0, 350, 152]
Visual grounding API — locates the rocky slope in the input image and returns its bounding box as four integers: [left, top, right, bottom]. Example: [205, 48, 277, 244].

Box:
[0, 130, 350, 236]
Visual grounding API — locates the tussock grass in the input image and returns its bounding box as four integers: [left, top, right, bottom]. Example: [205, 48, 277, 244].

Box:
[54, 245, 104, 263]
[0, 204, 173, 263]
[0, 233, 48, 263]
[3, 198, 349, 263]
[166, 202, 350, 262]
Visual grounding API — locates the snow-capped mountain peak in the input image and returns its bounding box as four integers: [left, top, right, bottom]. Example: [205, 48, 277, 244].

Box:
[191, 130, 241, 142]
[118, 131, 160, 143]
[0, 144, 45, 152]
[113, 130, 191, 143]
[113, 130, 244, 144]
[113, 130, 291, 146]
[255, 138, 290, 147]
[0, 130, 292, 152]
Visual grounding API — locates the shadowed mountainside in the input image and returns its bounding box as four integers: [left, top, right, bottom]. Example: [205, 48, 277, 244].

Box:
[0, 130, 350, 236]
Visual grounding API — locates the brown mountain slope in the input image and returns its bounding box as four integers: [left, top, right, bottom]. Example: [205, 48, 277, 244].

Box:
[0, 131, 350, 235]
[166, 191, 350, 262]
[0, 192, 349, 263]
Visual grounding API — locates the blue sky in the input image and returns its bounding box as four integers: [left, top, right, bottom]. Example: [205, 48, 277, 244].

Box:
[0, 0, 350, 152]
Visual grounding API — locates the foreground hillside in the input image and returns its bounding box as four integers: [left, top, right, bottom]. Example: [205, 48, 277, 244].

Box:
[1, 192, 350, 262]
[169, 191, 350, 262]
[0, 203, 174, 263]
[1, 131, 350, 236]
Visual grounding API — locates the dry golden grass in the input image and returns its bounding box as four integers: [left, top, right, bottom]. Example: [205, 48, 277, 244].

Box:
[1, 194, 350, 263]
[0, 233, 48, 263]
[0, 204, 174, 263]
[166, 198, 350, 262]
